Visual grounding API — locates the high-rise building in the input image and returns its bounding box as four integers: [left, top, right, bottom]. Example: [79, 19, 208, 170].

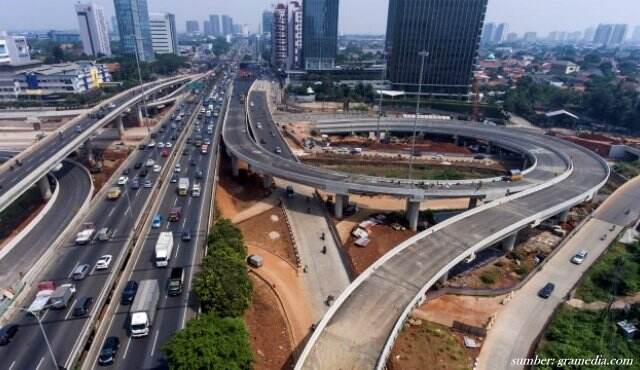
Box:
[481, 23, 495, 46]
[594, 24, 627, 47]
[203, 21, 213, 36]
[75, 2, 112, 57]
[523, 31, 537, 42]
[149, 13, 178, 54]
[631, 26, 640, 44]
[233, 24, 242, 35]
[610, 24, 628, 46]
[566, 31, 582, 43]
[222, 15, 234, 35]
[110, 16, 119, 35]
[387, 0, 487, 99]
[302, 0, 339, 70]
[287, 1, 303, 70]
[271, 3, 288, 68]
[492, 23, 508, 44]
[210, 15, 221, 36]
[505, 32, 518, 42]
[583, 26, 595, 43]
[114, 0, 155, 62]
[262, 10, 273, 34]
[0, 32, 31, 65]
[186, 20, 199, 34]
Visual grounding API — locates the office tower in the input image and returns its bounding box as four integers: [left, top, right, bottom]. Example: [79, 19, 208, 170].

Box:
[233, 24, 242, 34]
[302, 0, 339, 70]
[210, 15, 221, 36]
[386, 0, 488, 98]
[0, 32, 31, 65]
[566, 31, 582, 43]
[75, 2, 112, 57]
[594, 24, 627, 47]
[262, 10, 273, 34]
[631, 26, 640, 44]
[110, 16, 118, 35]
[557, 31, 567, 43]
[113, 0, 155, 62]
[505, 32, 518, 42]
[481, 22, 495, 46]
[149, 13, 178, 54]
[492, 23, 508, 44]
[583, 26, 595, 43]
[186, 20, 199, 34]
[523, 31, 537, 42]
[222, 15, 233, 35]
[610, 24, 628, 46]
[287, 1, 303, 70]
[272, 3, 288, 68]
[203, 21, 212, 36]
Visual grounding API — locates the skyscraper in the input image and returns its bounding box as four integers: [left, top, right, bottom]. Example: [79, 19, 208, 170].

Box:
[632, 26, 640, 44]
[75, 2, 111, 57]
[114, 0, 155, 62]
[222, 15, 234, 35]
[594, 24, 627, 47]
[523, 31, 537, 42]
[481, 23, 495, 46]
[203, 20, 213, 36]
[149, 13, 178, 54]
[287, 1, 303, 70]
[583, 27, 595, 43]
[209, 15, 221, 36]
[271, 4, 288, 68]
[110, 16, 119, 35]
[302, 0, 339, 70]
[186, 20, 199, 34]
[492, 23, 508, 44]
[386, 0, 487, 98]
[610, 24, 628, 46]
[262, 10, 273, 34]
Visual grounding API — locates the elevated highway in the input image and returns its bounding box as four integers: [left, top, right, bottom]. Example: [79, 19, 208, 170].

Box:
[222, 79, 609, 369]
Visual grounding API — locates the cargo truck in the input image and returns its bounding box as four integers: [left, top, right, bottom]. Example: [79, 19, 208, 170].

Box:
[168, 267, 184, 296]
[27, 281, 56, 314]
[50, 284, 76, 309]
[168, 207, 181, 222]
[154, 231, 174, 267]
[129, 279, 160, 337]
[178, 178, 189, 196]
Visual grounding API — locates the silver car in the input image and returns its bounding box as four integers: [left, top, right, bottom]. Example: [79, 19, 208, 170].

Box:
[72, 264, 90, 281]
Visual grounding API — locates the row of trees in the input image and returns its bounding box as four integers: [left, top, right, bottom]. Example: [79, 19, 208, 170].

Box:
[288, 80, 376, 103]
[162, 219, 253, 369]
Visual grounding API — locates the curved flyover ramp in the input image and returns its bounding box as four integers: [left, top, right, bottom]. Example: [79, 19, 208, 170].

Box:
[222, 80, 610, 370]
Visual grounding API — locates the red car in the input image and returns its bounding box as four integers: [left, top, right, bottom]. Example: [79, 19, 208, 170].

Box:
[161, 148, 169, 157]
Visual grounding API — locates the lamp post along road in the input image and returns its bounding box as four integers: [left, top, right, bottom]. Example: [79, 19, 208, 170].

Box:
[376, 50, 388, 140]
[408, 50, 429, 181]
[21, 308, 58, 369]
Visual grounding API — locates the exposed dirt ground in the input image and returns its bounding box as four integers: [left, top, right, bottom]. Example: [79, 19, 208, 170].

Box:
[245, 274, 294, 370]
[388, 320, 477, 370]
[412, 295, 506, 328]
[238, 207, 297, 267]
[215, 158, 271, 219]
[320, 192, 471, 214]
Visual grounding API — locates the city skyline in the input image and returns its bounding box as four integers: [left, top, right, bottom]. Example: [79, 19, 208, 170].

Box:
[1, 0, 639, 36]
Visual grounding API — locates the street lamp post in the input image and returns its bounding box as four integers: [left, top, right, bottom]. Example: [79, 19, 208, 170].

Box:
[376, 49, 388, 141]
[22, 308, 58, 369]
[408, 50, 429, 181]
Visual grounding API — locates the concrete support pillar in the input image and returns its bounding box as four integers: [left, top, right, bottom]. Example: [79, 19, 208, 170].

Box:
[37, 176, 52, 200]
[558, 209, 570, 223]
[231, 156, 240, 177]
[438, 271, 448, 285]
[137, 104, 145, 127]
[335, 193, 349, 219]
[115, 115, 125, 138]
[263, 175, 273, 189]
[523, 156, 529, 169]
[502, 233, 517, 252]
[406, 199, 421, 231]
[469, 197, 479, 209]
[84, 140, 94, 163]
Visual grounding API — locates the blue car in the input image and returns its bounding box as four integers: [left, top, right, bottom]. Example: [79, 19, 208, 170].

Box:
[151, 214, 162, 229]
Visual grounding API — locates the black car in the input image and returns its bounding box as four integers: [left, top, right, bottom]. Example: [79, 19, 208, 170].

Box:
[73, 296, 94, 317]
[139, 169, 148, 177]
[138, 144, 146, 150]
[121, 280, 138, 305]
[181, 230, 192, 242]
[195, 169, 203, 179]
[538, 283, 555, 299]
[98, 336, 120, 366]
[134, 162, 143, 169]
[0, 324, 18, 346]
[123, 168, 130, 176]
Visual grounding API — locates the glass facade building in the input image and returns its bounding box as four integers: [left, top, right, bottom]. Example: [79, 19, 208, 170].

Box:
[386, 0, 487, 98]
[113, 0, 155, 62]
[302, 0, 339, 70]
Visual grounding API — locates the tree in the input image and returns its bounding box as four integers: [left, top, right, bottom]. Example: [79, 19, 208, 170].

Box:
[208, 218, 246, 256]
[162, 314, 253, 370]
[152, 54, 188, 75]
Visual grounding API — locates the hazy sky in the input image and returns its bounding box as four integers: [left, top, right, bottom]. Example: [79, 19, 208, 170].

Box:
[2, 0, 639, 35]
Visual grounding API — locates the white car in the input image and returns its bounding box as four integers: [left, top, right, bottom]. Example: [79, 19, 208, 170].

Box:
[117, 176, 129, 186]
[158, 142, 165, 149]
[95, 255, 113, 270]
[108, 103, 117, 109]
[145, 159, 155, 167]
[174, 164, 181, 173]
[571, 250, 588, 265]
[147, 141, 156, 148]
[166, 142, 172, 148]
[153, 164, 161, 173]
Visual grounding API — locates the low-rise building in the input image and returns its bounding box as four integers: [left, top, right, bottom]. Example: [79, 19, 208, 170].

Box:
[549, 60, 580, 75]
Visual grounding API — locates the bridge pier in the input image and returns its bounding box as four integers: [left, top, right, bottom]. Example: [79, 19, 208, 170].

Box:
[405, 198, 421, 231]
[438, 271, 449, 285]
[502, 233, 517, 252]
[37, 176, 52, 200]
[231, 156, 240, 177]
[557, 209, 570, 223]
[137, 104, 145, 127]
[83, 140, 95, 163]
[334, 193, 349, 219]
[469, 197, 479, 209]
[115, 115, 125, 138]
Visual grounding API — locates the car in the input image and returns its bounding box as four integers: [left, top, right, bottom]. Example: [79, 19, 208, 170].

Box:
[538, 282, 555, 299]
[182, 149, 189, 156]
[134, 162, 143, 169]
[145, 159, 155, 167]
[143, 179, 152, 188]
[73, 296, 94, 317]
[181, 231, 192, 242]
[166, 142, 172, 148]
[0, 324, 19, 346]
[139, 169, 148, 178]
[571, 250, 588, 265]
[95, 255, 113, 270]
[274, 146, 282, 154]
[171, 175, 178, 183]
[204, 138, 211, 145]
[75, 125, 83, 133]
[190, 159, 196, 166]
[108, 103, 117, 109]
[153, 164, 161, 173]
[158, 142, 165, 149]
[152, 214, 162, 229]
[147, 141, 156, 148]
[71, 264, 90, 281]
[98, 336, 120, 366]
[186, 138, 193, 144]
[174, 164, 181, 173]
[270, 131, 276, 137]
[117, 176, 128, 186]
[160, 149, 169, 157]
[259, 138, 266, 144]
[138, 144, 146, 150]
[120, 280, 138, 305]
[195, 169, 203, 179]
[123, 168, 130, 176]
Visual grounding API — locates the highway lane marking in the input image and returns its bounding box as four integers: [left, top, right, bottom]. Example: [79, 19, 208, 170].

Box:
[150, 329, 160, 357]
[173, 197, 178, 206]
[108, 207, 116, 218]
[67, 262, 79, 279]
[8, 361, 16, 370]
[65, 298, 78, 320]
[187, 197, 192, 206]
[34, 357, 45, 370]
[175, 242, 181, 258]
[122, 337, 132, 359]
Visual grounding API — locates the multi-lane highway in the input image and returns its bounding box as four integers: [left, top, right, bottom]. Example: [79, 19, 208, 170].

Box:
[0, 88, 201, 370]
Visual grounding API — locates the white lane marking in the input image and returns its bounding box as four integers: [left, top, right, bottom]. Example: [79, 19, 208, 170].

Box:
[34, 357, 45, 370]
[181, 218, 187, 228]
[64, 299, 77, 320]
[111, 228, 118, 238]
[108, 207, 115, 218]
[67, 262, 79, 279]
[8, 361, 16, 370]
[187, 197, 192, 207]
[173, 197, 178, 206]
[175, 242, 181, 258]
[122, 337, 132, 359]
[150, 330, 160, 357]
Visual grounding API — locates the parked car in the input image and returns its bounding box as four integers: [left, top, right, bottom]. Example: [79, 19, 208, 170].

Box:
[538, 283, 555, 299]
[98, 336, 120, 366]
[0, 324, 19, 346]
[73, 296, 94, 317]
[571, 250, 588, 265]
[120, 280, 138, 305]
[95, 255, 113, 270]
[71, 264, 90, 281]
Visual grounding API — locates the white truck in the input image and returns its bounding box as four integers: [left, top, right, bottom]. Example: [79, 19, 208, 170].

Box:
[178, 177, 190, 196]
[129, 279, 160, 337]
[27, 281, 56, 314]
[154, 232, 174, 267]
[49, 284, 76, 309]
[191, 183, 201, 197]
[75, 223, 96, 245]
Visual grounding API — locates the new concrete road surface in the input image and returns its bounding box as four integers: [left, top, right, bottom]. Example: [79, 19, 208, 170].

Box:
[0, 160, 92, 290]
[477, 175, 640, 370]
[92, 76, 227, 370]
[0, 95, 199, 370]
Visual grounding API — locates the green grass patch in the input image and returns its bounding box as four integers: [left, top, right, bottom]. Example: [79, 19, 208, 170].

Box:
[321, 163, 494, 181]
[613, 161, 640, 179]
[480, 270, 498, 285]
[575, 241, 640, 303]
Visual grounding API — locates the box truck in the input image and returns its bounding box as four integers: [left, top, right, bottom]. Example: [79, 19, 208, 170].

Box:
[129, 279, 160, 337]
